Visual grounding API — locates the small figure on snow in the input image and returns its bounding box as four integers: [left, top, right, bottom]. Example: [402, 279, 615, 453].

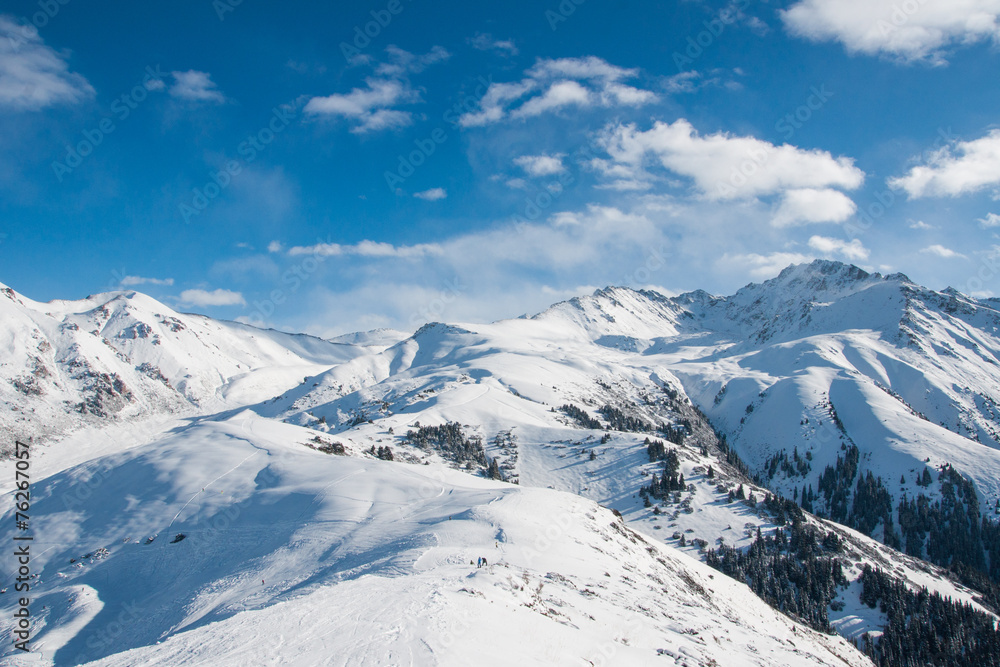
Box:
[476, 557, 483, 569]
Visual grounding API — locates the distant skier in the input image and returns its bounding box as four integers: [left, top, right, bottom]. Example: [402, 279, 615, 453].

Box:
[482, 557, 488, 568]
[476, 557, 482, 569]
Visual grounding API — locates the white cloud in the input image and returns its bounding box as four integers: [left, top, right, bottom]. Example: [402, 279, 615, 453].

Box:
[909, 219, 935, 229]
[468, 33, 518, 55]
[169, 70, 226, 103]
[0, 16, 95, 110]
[979, 212, 1000, 228]
[890, 130, 1000, 197]
[808, 235, 870, 260]
[267, 240, 284, 253]
[595, 119, 864, 200]
[375, 45, 450, 77]
[304, 78, 416, 133]
[177, 288, 245, 307]
[458, 56, 656, 127]
[514, 154, 566, 177]
[781, 0, 1000, 63]
[414, 187, 447, 201]
[920, 244, 967, 258]
[722, 252, 813, 280]
[512, 80, 591, 118]
[305, 47, 447, 133]
[119, 275, 174, 287]
[286, 240, 443, 258]
[772, 188, 858, 226]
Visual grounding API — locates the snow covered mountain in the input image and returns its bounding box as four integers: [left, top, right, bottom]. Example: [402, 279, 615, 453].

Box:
[4, 261, 1000, 665]
[0, 282, 384, 452]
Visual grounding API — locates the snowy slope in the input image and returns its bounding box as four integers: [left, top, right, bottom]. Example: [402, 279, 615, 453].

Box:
[0, 412, 868, 667]
[0, 283, 378, 452]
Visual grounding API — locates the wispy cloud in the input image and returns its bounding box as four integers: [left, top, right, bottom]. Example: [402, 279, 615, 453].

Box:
[414, 187, 447, 201]
[468, 33, 518, 56]
[0, 15, 95, 110]
[514, 154, 566, 177]
[807, 235, 870, 260]
[177, 288, 246, 307]
[169, 70, 226, 103]
[119, 275, 174, 287]
[920, 244, 966, 259]
[458, 56, 657, 127]
[285, 240, 443, 258]
[979, 213, 1000, 228]
[305, 47, 448, 133]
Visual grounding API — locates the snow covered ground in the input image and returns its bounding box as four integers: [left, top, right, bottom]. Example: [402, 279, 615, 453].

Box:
[0, 413, 868, 666]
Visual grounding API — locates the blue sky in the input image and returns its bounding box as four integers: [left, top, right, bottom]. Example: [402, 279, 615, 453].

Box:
[2, 0, 1000, 336]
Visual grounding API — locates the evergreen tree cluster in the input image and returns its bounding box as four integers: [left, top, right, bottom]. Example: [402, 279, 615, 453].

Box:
[599, 404, 654, 433]
[764, 447, 811, 480]
[705, 519, 847, 632]
[858, 565, 1000, 667]
[641, 445, 685, 499]
[369, 445, 394, 461]
[559, 404, 602, 430]
[405, 422, 487, 469]
[816, 444, 860, 523]
[849, 471, 896, 543]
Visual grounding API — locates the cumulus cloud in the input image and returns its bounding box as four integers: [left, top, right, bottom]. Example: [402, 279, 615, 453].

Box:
[0, 16, 95, 110]
[807, 235, 870, 260]
[458, 56, 657, 127]
[119, 275, 174, 287]
[920, 244, 967, 258]
[414, 187, 447, 201]
[514, 154, 566, 177]
[169, 70, 226, 103]
[889, 129, 1000, 197]
[781, 0, 1000, 63]
[305, 47, 447, 133]
[909, 219, 935, 229]
[593, 119, 864, 200]
[772, 188, 858, 226]
[177, 288, 246, 307]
